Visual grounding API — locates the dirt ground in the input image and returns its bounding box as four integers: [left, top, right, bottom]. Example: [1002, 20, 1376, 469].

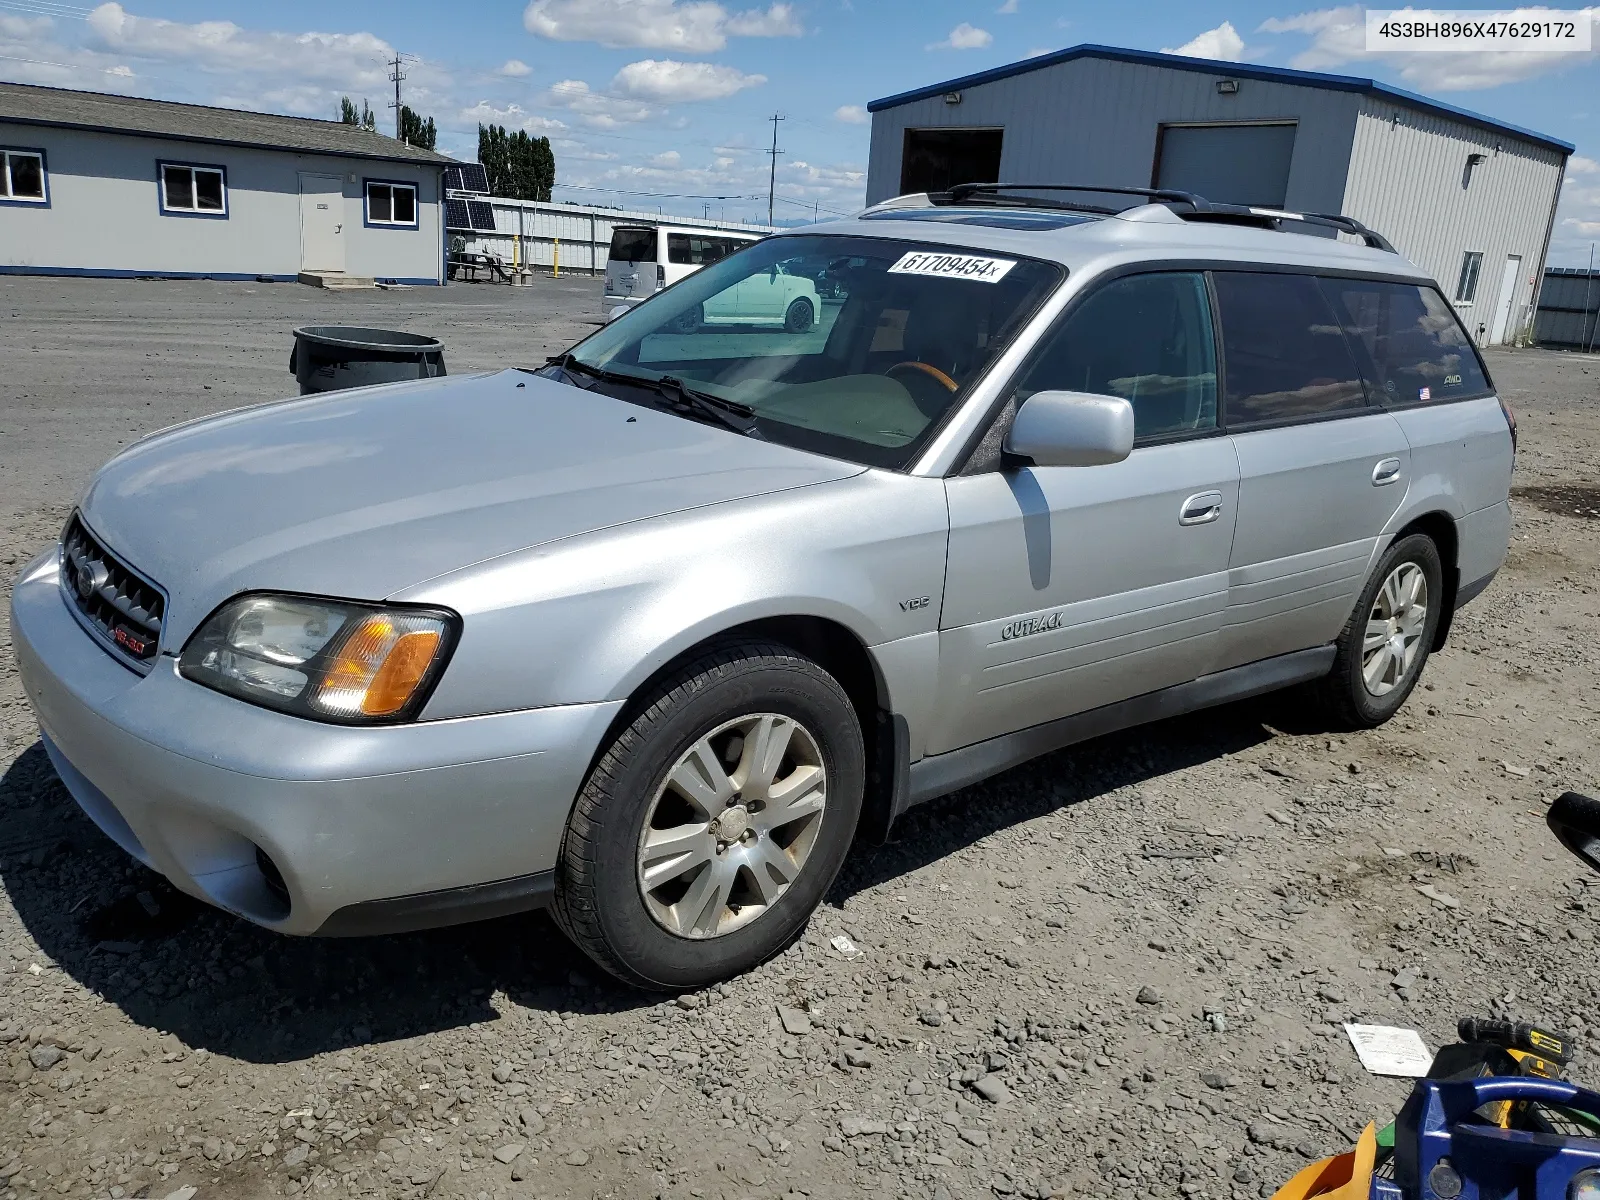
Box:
[1, 275, 1598, 1200]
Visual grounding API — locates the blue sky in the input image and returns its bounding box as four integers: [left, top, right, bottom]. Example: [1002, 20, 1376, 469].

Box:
[2, 0, 1596, 262]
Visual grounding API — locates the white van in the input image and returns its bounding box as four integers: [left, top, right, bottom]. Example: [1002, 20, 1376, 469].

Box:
[603, 225, 762, 320]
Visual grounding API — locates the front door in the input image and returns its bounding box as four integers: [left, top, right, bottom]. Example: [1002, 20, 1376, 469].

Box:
[1209, 270, 1411, 671]
[1489, 254, 1522, 344]
[929, 271, 1238, 755]
[298, 173, 345, 273]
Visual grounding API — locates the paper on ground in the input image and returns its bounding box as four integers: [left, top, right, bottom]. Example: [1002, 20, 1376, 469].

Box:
[1344, 1023, 1434, 1077]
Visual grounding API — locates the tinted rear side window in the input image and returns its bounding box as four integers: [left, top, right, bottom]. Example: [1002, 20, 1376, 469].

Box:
[1213, 271, 1367, 426]
[1322, 278, 1491, 405]
[1013, 272, 1218, 440]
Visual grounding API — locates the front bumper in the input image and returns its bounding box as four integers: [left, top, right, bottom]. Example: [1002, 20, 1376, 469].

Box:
[10, 550, 622, 935]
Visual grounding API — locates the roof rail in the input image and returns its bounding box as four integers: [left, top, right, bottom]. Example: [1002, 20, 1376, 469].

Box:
[934, 181, 1396, 253]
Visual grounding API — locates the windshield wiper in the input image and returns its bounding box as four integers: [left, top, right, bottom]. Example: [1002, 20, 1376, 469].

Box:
[536, 355, 757, 436]
[651, 375, 758, 435]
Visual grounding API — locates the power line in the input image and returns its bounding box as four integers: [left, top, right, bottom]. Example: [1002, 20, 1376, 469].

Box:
[765, 112, 785, 228]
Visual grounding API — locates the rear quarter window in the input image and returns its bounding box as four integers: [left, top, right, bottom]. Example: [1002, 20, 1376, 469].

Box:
[1321, 277, 1491, 405]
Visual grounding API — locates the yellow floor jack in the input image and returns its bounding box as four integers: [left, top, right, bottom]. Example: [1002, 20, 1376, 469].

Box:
[1270, 794, 1600, 1200]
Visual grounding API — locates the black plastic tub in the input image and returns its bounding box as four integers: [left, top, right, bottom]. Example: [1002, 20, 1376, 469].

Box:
[290, 326, 446, 395]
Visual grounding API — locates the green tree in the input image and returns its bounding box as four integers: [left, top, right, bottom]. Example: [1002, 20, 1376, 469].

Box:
[339, 97, 378, 131]
[476, 124, 555, 200]
[398, 104, 437, 150]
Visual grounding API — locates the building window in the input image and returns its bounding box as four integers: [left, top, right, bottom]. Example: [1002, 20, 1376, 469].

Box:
[159, 162, 227, 217]
[1454, 251, 1484, 304]
[1, 148, 48, 206]
[365, 180, 418, 228]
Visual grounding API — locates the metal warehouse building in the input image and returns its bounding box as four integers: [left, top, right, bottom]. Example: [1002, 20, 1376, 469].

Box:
[1, 82, 453, 285]
[865, 45, 1573, 346]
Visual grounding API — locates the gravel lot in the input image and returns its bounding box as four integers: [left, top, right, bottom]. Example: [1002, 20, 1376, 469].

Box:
[1, 276, 1598, 1200]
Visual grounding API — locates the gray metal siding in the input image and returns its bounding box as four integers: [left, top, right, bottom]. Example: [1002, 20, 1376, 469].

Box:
[0, 123, 442, 283]
[1342, 96, 1564, 344]
[866, 57, 1360, 212]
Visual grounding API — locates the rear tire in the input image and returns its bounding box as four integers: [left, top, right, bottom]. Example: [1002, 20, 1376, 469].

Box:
[1310, 532, 1443, 729]
[784, 298, 814, 334]
[552, 639, 863, 990]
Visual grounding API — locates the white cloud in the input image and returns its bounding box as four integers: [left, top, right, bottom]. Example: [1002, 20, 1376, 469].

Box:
[834, 103, 868, 123]
[928, 22, 993, 50]
[499, 58, 532, 76]
[543, 78, 661, 128]
[459, 100, 568, 132]
[650, 149, 682, 166]
[997, 0, 1019, 11]
[1162, 20, 1244, 60]
[611, 58, 765, 102]
[523, 0, 801, 52]
[1551, 167, 1600, 266]
[1257, 5, 1599, 90]
[1570, 155, 1599, 174]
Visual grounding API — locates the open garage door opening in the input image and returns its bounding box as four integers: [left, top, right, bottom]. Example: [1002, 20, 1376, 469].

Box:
[1154, 122, 1298, 208]
[901, 128, 1004, 195]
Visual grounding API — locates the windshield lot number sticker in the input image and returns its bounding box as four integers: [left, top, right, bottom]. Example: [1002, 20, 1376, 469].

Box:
[889, 251, 1016, 283]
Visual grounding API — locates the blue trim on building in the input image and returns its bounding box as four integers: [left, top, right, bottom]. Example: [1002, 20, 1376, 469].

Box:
[362, 177, 421, 230]
[0, 265, 440, 284]
[0, 144, 51, 208]
[866, 43, 1575, 155]
[156, 159, 229, 219]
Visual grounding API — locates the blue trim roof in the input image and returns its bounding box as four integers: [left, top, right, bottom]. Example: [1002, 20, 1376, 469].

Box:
[866, 44, 1575, 155]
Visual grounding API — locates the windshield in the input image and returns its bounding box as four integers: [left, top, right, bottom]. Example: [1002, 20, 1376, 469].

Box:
[563, 234, 1062, 468]
[608, 227, 656, 262]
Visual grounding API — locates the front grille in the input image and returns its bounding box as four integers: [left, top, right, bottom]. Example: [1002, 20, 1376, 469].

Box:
[60, 515, 165, 670]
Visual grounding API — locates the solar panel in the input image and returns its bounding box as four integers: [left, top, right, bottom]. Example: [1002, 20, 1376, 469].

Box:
[466, 200, 497, 232]
[457, 163, 490, 194]
[445, 198, 472, 230]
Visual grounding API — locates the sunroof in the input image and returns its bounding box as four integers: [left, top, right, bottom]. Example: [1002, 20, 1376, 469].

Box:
[860, 207, 1098, 230]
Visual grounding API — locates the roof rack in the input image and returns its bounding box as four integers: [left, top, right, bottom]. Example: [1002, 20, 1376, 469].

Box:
[926, 182, 1396, 253]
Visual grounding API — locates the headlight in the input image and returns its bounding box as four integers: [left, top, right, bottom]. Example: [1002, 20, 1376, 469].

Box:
[179, 593, 457, 723]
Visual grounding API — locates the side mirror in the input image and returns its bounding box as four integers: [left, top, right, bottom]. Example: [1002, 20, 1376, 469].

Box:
[1548, 792, 1600, 876]
[1004, 391, 1135, 468]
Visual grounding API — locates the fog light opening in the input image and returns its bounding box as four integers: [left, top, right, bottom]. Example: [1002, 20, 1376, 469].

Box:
[254, 845, 291, 918]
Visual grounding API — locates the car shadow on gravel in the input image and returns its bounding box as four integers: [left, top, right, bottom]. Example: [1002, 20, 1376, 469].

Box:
[0, 741, 655, 1064]
[830, 694, 1314, 902]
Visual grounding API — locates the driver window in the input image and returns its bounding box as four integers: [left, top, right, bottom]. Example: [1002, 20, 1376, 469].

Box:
[1012, 272, 1218, 441]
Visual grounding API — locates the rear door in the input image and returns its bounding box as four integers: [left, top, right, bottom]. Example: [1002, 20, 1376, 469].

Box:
[297, 173, 345, 273]
[1213, 270, 1410, 672]
[605, 226, 655, 300]
[930, 270, 1239, 754]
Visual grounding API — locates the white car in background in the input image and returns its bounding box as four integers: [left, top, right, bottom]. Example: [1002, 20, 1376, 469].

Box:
[604, 225, 762, 320]
[696, 262, 822, 333]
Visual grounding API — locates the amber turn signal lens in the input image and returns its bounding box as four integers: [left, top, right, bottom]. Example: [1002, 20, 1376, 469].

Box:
[308, 614, 446, 719]
[362, 629, 443, 715]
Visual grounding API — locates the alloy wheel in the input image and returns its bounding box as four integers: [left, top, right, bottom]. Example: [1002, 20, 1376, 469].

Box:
[636, 713, 827, 939]
[1362, 562, 1429, 696]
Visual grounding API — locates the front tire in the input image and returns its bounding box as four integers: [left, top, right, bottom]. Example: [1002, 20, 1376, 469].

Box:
[552, 640, 864, 990]
[784, 298, 814, 334]
[1311, 532, 1443, 729]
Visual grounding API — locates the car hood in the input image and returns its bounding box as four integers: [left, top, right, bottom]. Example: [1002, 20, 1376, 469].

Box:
[78, 369, 864, 645]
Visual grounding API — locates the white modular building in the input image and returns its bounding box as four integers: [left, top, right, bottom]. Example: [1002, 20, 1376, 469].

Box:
[1, 81, 455, 285]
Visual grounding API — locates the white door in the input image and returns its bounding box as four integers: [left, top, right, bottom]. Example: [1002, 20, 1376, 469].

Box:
[1489, 254, 1522, 344]
[298, 173, 345, 273]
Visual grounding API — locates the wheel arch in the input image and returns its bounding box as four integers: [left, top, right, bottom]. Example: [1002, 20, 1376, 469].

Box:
[585, 614, 905, 850]
[1390, 510, 1460, 650]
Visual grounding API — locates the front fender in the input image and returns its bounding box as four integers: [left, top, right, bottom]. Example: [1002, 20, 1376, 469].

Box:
[403, 471, 950, 722]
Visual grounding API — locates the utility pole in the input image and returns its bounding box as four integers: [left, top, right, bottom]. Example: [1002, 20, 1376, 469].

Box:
[387, 53, 408, 141]
[766, 113, 785, 227]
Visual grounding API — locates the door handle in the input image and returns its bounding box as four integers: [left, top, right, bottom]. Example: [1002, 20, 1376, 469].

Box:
[1372, 458, 1402, 486]
[1179, 491, 1224, 525]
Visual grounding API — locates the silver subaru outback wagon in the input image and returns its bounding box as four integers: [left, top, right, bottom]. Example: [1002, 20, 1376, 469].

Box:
[10, 185, 1515, 990]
